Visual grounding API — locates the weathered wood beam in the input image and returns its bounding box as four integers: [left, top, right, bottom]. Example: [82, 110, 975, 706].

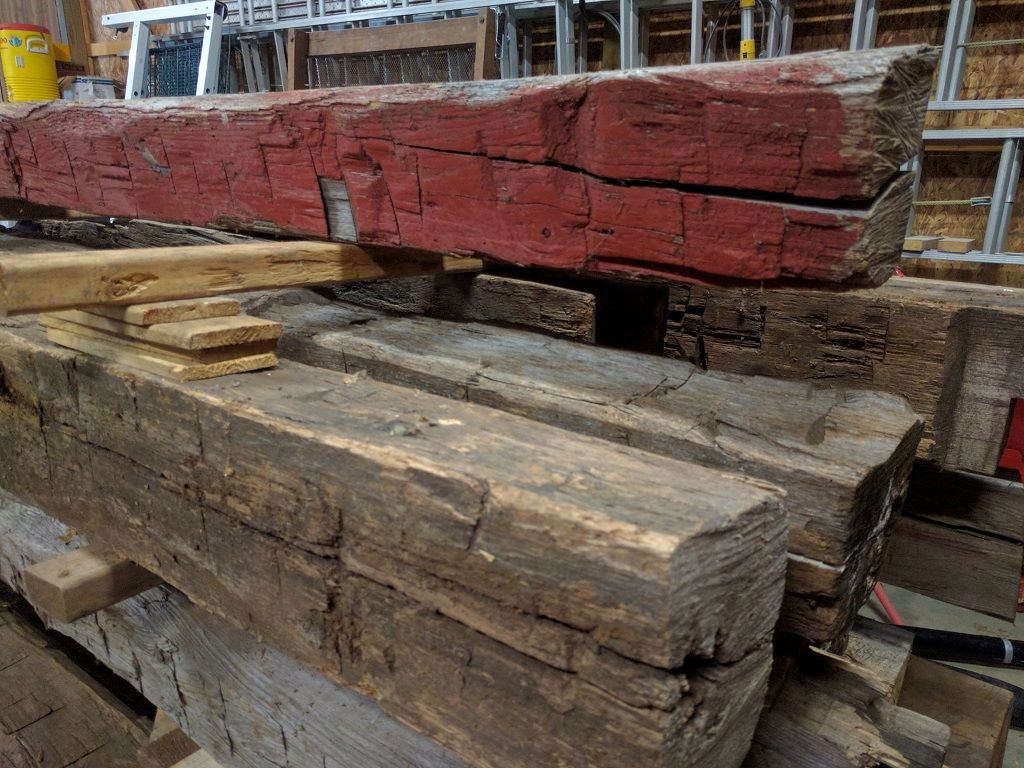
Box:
[329, 273, 598, 342]
[744, 638, 949, 767]
[0, 322, 787, 768]
[665, 277, 1024, 475]
[878, 464, 1024, 619]
[0, 242, 480, 315]
[0, 491, 471, 768]
[243, 290, 921, 642]
[0, 48, 936, 286]
[898, 657, 1013, 768]
[0, 585, 149, 767]
[25, 547, 163, 623]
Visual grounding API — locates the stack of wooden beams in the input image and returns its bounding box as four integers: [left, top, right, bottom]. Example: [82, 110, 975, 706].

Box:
[0, 45, 946, 768]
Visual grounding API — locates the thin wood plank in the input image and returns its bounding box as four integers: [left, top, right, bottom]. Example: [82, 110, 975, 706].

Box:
[286, 29, 309, 91]
[307, 15, 481, 56]
[899, 657, 1013, 768]
[44, 323, 279, 381]
[54, 310, 282, 350]
[24, 547, 163, 623]
[0, 241, 481, 315]
[92, 298, 242, 326]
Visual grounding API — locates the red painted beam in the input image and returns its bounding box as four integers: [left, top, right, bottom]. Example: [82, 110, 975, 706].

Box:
[0, 47, 935, 286]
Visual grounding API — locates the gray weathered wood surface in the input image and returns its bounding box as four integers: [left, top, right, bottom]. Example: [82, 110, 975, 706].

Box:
[664, 278, 1024, 476]
[0, 490, 471, 768]
[244, 289, 922, 642]
[0, 319, 786, 768]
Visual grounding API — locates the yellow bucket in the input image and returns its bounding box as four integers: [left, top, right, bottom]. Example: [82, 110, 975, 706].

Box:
[0, 24, 59, 102]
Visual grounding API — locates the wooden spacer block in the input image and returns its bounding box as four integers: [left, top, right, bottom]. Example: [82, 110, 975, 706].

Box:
[937, 237, 976, 254]
[903, 235, 941, 252]
[24, 547, 163, 623]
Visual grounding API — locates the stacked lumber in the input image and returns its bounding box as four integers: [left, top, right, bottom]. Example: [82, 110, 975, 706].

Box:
[745, 618, 952, 768]
[0, 318, 790, 768]
[664, 277, 1024, 476]
[0, 47, 935, 286]
[243, 289, 922, 643]
[40, 302, 283, 381]
[0, 586, 149, 767]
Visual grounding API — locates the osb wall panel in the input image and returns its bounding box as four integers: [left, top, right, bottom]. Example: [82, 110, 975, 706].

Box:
[0, 0, 60, 34]
[912, 151, 999, 244]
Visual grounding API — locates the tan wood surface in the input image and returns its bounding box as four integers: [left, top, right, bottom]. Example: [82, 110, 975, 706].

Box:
[24, 546, 163, 623]
[938, 237, 977, 254]
[0, 241, 481, 315]
[92, 297, 242, 326]
[54, 309, 281, 350]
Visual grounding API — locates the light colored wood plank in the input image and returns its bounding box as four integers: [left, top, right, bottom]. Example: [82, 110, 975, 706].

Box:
[44, 324, 278, 381]
[904, 235, 942, 252]
[937, 237, 976, 254]
[307, 16, 480, 57]
[55, 310, 281, 350]
[24, 546, 163, 623]
[899, 656, 1012, 768]
[91, 298, 242, 326]
[89, 38, 132, 57]
[286, 28, 309, 91]
[0, 241, 482, 315]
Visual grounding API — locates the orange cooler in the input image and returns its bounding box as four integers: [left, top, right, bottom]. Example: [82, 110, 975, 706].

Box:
[0, 24, 59, 102]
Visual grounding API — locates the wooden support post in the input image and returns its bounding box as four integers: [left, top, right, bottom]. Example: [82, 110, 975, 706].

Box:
[24, 547, 163, 623]
[286, 29, 309, 90]
[0, 242, 481, 315]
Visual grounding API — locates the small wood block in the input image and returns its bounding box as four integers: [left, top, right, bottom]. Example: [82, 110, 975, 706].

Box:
[24, 547, 163, 623]
[937, 237, 976, 254]
[845, 617, 915, 703]
[92, 298, 242, 326]
[903, 235, 942, 252]
[899, 656, 1012, 768]
[55, 310, 282, 350]
[44, 324, 278, 382]
[139, 710, 202, 768]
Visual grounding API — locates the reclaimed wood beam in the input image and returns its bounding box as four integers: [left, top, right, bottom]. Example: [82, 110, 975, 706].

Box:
[0, 492, 471, 768]
[0, 48, 936, 287]
[665, 277, 1024, 475]
[243, 289, 922, 643]
[24, 547, 163, 623]
[0, 321, 787, 768]
[0, 242, 480, 315]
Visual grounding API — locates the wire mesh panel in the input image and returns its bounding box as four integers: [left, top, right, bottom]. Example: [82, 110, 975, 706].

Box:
[148, 41, 235, 97]
[309, 45, 476, 87]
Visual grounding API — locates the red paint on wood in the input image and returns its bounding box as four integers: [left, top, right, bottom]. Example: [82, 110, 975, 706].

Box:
[0, 48, 932, 285]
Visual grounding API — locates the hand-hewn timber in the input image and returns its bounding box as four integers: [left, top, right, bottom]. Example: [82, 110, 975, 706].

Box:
[0, 242, 481, 315]
[0, 48, 936, 286]
[0, 492, 472, 768]
[0, 587, 149, 768]
[744, 638, 949, 767]
[242, 290, 921, 642]
[330, 273, 598, 342]
[25, 547, 163, 623]
[664, 277, 1024, 476]
[0, 321, 787, 768]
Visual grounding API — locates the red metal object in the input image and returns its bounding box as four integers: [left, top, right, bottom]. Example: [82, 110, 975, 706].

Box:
[873, 583, 904, 626]
[998, 398, 1024, 484]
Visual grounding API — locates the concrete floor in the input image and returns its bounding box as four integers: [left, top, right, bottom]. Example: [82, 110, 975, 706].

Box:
[869, 583, 1024, 767]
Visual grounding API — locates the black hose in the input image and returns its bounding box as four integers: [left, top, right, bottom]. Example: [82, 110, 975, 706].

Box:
[906, 626, 1024, 668]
